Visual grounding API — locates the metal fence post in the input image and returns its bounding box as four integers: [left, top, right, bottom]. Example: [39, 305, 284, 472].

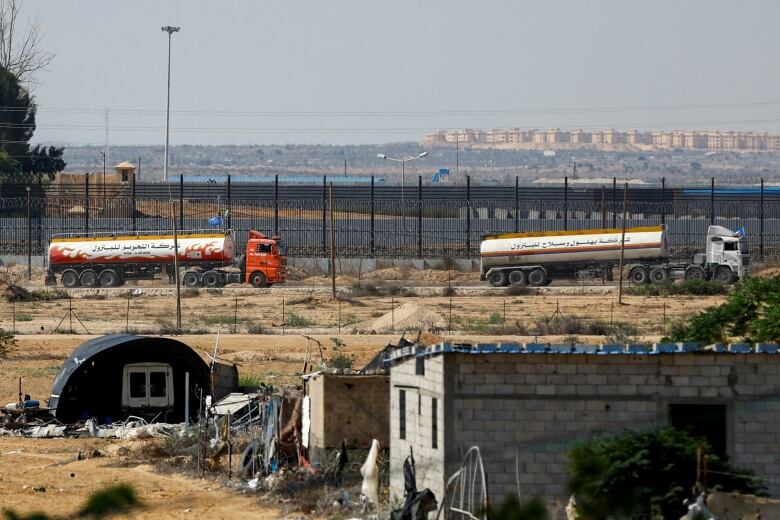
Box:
[322, 175, 327, 258]
[226, 174, 232, 229]
[84, 173, 90, 233]
[465, 175, 471, 255]
[563, 176, 568, 231]
[710, 177, 715, 225]
[760, 177, 765, 262]
[179, 174, 184, 230]
[274, 174, 279, 236]
[661, 177, 666, 226]
[514, 176, 519, 233]
[612, 177, 617, 228]
[370, 175, 375, 256]
[131, 172, 137, 232]
[417, 175, 422, 258]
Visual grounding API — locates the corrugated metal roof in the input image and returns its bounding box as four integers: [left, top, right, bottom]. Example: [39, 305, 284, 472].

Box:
[387, 341, 780, 364]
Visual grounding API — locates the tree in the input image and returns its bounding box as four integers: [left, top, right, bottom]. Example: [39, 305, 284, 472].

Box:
[567, 428, 766, 519]
[668, 277, 780, 345]
[0, 0, 54, 88]
[0, 62, 34, 162]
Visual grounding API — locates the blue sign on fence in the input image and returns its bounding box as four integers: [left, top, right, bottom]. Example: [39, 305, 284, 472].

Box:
[208, 215, 223, 227]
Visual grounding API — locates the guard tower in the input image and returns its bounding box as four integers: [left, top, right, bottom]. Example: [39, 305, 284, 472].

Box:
[115, 161, 136, 184]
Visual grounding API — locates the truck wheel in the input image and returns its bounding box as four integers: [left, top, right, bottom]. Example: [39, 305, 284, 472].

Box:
[249, 271, 267, 288]
[202, 271, 222, 288]
[714, 265, 735, 284]
[629, 266, 649, 284]
[183, 271, 201, 287]
[649, 267, 669, 284]
[684, 265, 706, 281]
[98, 269, 120, 287]
[508, 270, 526, 286]
[80, 269, 98, 288]
[61, 270, 80, 288]
[527, 268, 547, 287]
[487, 270, 507, 287]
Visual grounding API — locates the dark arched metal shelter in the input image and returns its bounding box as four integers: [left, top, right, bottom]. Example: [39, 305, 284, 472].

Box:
[49, 334, 214, 423]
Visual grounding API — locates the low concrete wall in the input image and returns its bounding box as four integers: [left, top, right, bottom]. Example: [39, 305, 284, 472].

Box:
[1, 256, 479, 275]
[0, 255, 46, 267]
[289, 257, 479, 275]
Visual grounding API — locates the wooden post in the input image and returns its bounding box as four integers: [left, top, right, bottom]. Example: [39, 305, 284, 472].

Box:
[617, 183, 629, 305]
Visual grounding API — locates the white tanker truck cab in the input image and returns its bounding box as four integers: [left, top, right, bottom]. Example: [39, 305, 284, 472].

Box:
[479, 224, 748, 287]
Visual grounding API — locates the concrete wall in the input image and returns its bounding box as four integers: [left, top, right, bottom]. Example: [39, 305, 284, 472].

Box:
[390, 352, 780, 505]
[390, 355, 447, 503]
[305, 373, 390, 462]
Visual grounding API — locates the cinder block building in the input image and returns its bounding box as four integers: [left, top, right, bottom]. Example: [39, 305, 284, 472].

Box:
[388, 342, 780, 506]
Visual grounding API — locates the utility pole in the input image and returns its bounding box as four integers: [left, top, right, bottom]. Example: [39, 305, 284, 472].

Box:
[329, 182, 336, 298]
[100, 151, 106, 214]
[617, 183, 629, 305]
[26, 186, 31, 280]
[161, 25, 180, 182]
[455, 132, 459, 176]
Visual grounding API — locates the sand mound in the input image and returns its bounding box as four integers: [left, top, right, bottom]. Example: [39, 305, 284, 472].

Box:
[352, 302, 446, 333]
[756, 266, 780, 279]
[363, 268, 473, 283]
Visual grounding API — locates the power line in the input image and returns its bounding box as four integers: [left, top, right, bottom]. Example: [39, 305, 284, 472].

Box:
[0, 99, 777, 117]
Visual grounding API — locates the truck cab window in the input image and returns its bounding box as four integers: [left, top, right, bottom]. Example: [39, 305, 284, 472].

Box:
[724, 242, 738, 251]
[257, 244, 272, 254]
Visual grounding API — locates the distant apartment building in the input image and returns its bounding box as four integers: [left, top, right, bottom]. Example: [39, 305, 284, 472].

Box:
[425, 128, 780, 151]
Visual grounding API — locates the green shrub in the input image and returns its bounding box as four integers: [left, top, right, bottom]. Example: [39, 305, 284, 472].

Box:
[668, 276, 780, 344]
[247, 323, 265, 334]
[15, 313, 33, 322]
[329, 353, 354, 370]
[31, 288, 68, 300]
[568, 428, 765, 519]
[286, 311, 312, 327]
[626, 279, 728, 297]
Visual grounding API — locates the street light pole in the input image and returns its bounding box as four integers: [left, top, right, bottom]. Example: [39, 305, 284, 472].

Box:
[161, 25, 180, 183]
[377, 151, 428, 232]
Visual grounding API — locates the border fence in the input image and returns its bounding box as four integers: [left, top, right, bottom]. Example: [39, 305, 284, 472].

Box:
[1, 175, 779, 262]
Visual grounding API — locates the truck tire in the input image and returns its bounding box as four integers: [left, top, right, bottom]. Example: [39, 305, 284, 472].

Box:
[684, 265, 707, 281]
[649, 267, 669, 284]
[183, 271, 201, 287]
[487, 270, 507, 287]
[202, 270, 222, 288]
[714, 265, 735, 284]
[527, 268, 547, 287]
[80, 269, 99, 288]
[508, 270, 526, 286]
[61, 269, 80, 288]
[98, 269, 121, 288]
[629, 266, 649, 284]
[249, 271, 267, 288]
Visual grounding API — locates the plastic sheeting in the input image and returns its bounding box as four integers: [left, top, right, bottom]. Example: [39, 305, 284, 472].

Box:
[360, 439, 380, 504]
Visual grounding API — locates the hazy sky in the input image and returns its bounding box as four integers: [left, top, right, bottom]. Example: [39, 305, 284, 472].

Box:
[26, 0, 780, 146]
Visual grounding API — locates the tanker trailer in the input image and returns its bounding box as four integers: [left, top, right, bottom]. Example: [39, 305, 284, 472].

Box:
[479, 224, 747, 286]
[47, 229, 236, 288]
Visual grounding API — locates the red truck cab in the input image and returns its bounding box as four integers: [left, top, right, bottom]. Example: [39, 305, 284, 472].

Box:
[244, 230, 287, 287]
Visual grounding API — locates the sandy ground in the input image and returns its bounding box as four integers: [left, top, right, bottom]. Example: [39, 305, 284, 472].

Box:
[0, 437, 283, 519]
[0, 284, 724, 339]
[0, 268, 739, 519]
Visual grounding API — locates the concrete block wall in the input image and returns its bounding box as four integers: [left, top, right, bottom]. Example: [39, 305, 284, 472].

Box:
[390, 355, 447, 503]
[305, 374, 390, 463]
[390, 352, 780, 506]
